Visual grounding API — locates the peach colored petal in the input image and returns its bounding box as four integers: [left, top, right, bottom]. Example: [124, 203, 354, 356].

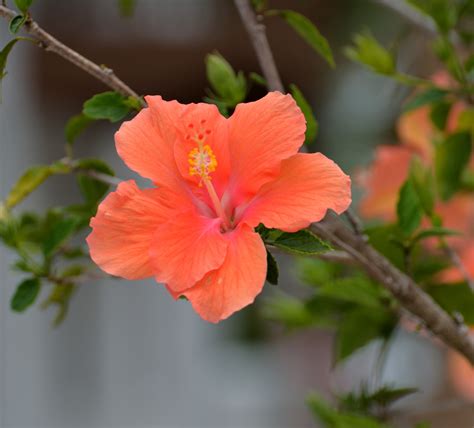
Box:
[87, 181, 184, 280]
[397, 106, 434, 159]
[151, 212, 228, 292]
[227, 92, 306, 204]
[437, 195, 474, 245]
[358, 145, 413, 221]
[172, 102, 231, 198]
[432, 70, 456, 89]
[240, 153, 351, 232]
[115, 96, 185, 187]
[181, 224, 267, 323]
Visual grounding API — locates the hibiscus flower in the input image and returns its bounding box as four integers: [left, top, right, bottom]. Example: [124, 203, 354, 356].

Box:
[87, 92, 351, 322]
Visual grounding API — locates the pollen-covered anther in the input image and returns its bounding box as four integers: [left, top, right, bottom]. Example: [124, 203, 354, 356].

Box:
[188, 144, 217, 180]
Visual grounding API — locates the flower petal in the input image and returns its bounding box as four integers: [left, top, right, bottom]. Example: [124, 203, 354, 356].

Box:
[181, 224, 267, 323]
[397, 107, 434, 159]
[227, 92, 306, 202]
[115, 96, 185, 187]
[87, 180, 182, 280]
[151, 212, 228, 292]
[240, 153, 351, 232]
[358, 145, 412, 220]
[172, 102, 231, 197]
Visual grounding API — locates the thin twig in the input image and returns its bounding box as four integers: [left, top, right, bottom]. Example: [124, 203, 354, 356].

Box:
[372, 0, 437, 35]
[80, 170, 123, 187]
[344, 208, 366, 238]
[233, 0, 284, 92]
[0, 5, 144, 103]
[372, 0, 461, 46]
[443, 243, 474, 293]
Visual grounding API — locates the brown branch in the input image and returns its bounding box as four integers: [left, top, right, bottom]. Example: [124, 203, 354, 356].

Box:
[233, 0, 284, 92]
[235, 0, 474, 364]
[0, 5, 144, 103]
[311, 214, 474, 364]
[443, 243, 474, 293]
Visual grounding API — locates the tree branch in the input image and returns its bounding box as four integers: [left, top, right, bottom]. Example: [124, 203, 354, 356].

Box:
[235, 0, 474, 364]
[311, 214, 474, 364]
[0, 5, 144, 103]
[233, 0, 284, 92]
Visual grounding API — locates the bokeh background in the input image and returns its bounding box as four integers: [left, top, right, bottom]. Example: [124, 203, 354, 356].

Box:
[1, 0, 472, 427]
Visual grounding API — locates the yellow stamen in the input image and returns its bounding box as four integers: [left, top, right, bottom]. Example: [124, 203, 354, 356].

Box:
[188, 144, 217, 182]
[186, 129, 230, 229]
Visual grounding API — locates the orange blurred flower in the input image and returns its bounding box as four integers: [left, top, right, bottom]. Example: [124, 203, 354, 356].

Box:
[86, 92, 351, 322]
[358, 72, 472, 242]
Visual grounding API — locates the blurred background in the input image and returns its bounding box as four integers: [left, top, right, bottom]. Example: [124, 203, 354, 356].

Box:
[0, 0, 473, 427]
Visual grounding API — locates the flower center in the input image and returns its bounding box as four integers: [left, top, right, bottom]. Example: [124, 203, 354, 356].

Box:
[186, 122, 231, 230]
[188, 144, 217, 181]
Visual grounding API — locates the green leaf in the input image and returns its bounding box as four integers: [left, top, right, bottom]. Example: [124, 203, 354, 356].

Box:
[265, 249, 279, 285]
[397, 178, 423, 236]
[11, 277, 41, 312]
[366, 224, 405, 269]
[251, 0, 267, 13]
[75, 158, 115, 206]
[307, 394, 389, 428]
[319, 277, 386, 309]
[271, 229, 331, 255]
[289, 84, 318, 144]
[83, 91, 131, 122]
[41, 282, 76, 326]
[435, 131, 472, 200]
[14, 0, 33, 14]
[299, 257, 340, 286]
[403, 87, 447, 112]
[345, 31, 395, 75]
[117, 0, 136, 17]
[249, 72, 267, 87]
[458, 109, 474, 134]
[65, 113, 93, 145]
[205, 52, 246, 107]
[60, 264, 86, 278]
[270, 10, 335, 67]
[433, 36, 464, 82]
[336, 308, 395, 362]
[4, 164, 71, 209]
[430, 101, 451, 131]
[427, 283, 474, 324]
[9, 15, 26, 34]
[263, 295, 314, 329]
[412, 227, 460, 244]
[339, 384, 418, 415]
[0, 38, 20, 85]
[368, 386, 418, 408]
[409, 157, 435, 216]
[43, 217, 79, 257]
